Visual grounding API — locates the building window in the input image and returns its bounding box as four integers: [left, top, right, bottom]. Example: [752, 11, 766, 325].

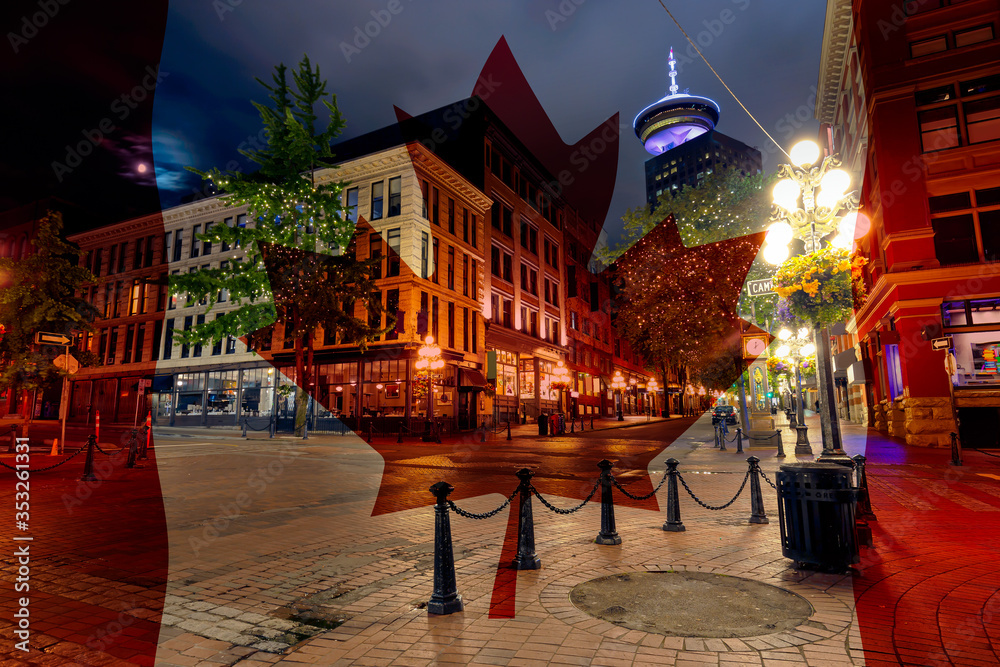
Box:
[932, 214, 978, 265]
[386, 289, 400, 341]
[133, 238, 144, 270]
[910, 35, 947, 58]
[491, 246, 501, 278]
[503, 251, 513, 282]
[181, 316, 192, 358]
[471, 259, 477, 299]
[502, 298, 513, 329]
[463, 307, 469, 351]
[520, 264, 538, 296]
[432, 187, 440, 226]
[371, 181, 384, 221]
[520, 220, 538, 255]
[471, 213, 477, 248]
[369, 233, 382, 279]
[221, 217, 232, 252]
[462, 208, 469, 243]
[448, 302, 455, 348]
[173, 229, 183, 262]
[419, 231, 430, 279]
[447, 246, 455, 290]
[491, 201, 513, 236]
[202, 223, 212, 256]
[123, 325, 135, 364]
[919, 106, 960, 152]
[421, 180, 430, 219]
[432, 239, 440, 284]
[152, 321, 162, 361]
[965, 96, 1000, 144]
[955, 24, 994, 48]
[107, 327, 118, 364]
[448, 198, 455, 234]
[129, 279, 144, 316]
[369, 291, 382, 341]
[388, 176, 401, 217]
[571, 312, 578, 330]
[463, 254, 469, 297]
[419, 291, 429, 336]
[162, 320, 174, 360]
[346, 188, 359, 223]
[212, 317, 222, 355]
[194, 315, 205, 357]
[432, 295, 439, 342]
[191, 224, 201, 258]
[387, 228, 401, 277]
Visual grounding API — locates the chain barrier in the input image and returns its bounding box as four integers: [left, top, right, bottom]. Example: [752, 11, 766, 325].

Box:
[758, 467, 778, 490]
[0, 446, 87, 473]
[94, 441, 119, 456]
[725, 430, 740, 443]
[970, 447, 1000, 458]
[677, 470, 750, 511]
[530, 479, 601, 514]
[447, 487, 519, 520]
[243, 417, 275, 432]
[611, 469, 668, 500]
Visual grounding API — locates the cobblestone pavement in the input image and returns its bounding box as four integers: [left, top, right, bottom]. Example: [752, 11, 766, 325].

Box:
[3, 413, 1000, 665]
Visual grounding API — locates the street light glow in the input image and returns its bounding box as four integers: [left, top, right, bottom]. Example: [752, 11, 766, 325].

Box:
[763, 243, 789, 265]
[766, 221, 794, 246]
[790, 139, 820, 167]
[778, 328, 793, 341]
[772, 179, 801, 211]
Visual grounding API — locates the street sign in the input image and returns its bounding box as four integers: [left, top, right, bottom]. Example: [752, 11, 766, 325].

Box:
[34, 331, 72, 345]
[746, 278, 775, 296]
[138, 379, 152, 389]
[52, 354, 79, 374]
[931, 337, 953, 351]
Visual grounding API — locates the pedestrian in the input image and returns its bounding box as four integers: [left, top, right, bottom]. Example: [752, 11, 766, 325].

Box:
[814, 400, 820, 412]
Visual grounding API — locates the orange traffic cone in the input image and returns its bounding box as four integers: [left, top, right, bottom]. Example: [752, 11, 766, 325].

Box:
[49, 438, 58, 456]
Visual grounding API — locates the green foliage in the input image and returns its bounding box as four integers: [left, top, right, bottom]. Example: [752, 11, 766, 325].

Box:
[0, 211, 98, 394]
[173, 54, 381, 348]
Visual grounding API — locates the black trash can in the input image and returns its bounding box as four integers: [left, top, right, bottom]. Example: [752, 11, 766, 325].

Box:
[538, 414, 548, 436]
[776, 462, 859, 571]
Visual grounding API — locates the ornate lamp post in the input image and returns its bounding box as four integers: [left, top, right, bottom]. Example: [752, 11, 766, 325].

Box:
[764, 139, 863, 464]
[776, 327, 816, 455]
[416, 335, 444, 442]
[611, 370, 626, 421]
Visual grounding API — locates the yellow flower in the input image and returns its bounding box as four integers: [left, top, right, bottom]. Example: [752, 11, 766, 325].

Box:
[803, 280, 820, 296]
[837, 260, 850, 272]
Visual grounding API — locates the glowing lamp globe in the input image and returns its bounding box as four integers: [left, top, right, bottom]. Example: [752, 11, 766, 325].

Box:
[772, 179, 801, 211]
[766, 221, 794, 246]
[778, 328, 793, 341]
[763, 243, 789, 265]
[820, 168, 851, 196]
[839, 211, 871, 239]
[801, 343, 816, 356]
[776, 344, 791, 357]
[790, 140, 820, 167]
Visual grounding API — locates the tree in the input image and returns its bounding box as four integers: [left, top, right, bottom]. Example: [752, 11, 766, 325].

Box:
[173, 55, 388, 435]
[0, 211, 98, 420]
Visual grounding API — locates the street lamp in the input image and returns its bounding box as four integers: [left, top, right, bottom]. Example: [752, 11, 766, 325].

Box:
[611, 370, 626, 421]
[765, 139, 861, 464]
[776, 327, 815, 455]
[628, 377, 637, 415]
[416, 335, 444, 442]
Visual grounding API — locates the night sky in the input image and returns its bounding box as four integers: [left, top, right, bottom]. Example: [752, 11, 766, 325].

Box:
[1, 0, 826, 243]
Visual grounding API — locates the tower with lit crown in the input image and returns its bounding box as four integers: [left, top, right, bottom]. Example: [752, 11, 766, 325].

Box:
[636, 48, 762, 205]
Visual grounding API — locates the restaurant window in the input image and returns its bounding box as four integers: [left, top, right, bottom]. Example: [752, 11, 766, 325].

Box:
[371, 181, 384, 221]
[919, 106, 960, 152]
[421, 232, 429, 279]
[463, 254, 469, 296]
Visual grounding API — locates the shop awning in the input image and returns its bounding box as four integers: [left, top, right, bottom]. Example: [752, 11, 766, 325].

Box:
[834, 348, 858, 373]
[151, 375, 173, 392]
[462, 369, 489, 389]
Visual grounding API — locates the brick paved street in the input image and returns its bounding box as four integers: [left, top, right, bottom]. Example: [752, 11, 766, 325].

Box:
[3, 414, 1000, 665]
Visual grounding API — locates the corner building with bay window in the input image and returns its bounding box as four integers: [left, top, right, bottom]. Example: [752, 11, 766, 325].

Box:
[819, 0, 1000, 446]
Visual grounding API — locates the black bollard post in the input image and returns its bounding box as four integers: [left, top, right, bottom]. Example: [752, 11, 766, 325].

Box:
[138, 426, 149, 461]
[512, 469, 541, 570]
[853, 454, 877, 521]
[950, 432, 962, 466]
[81, 434, 97, 482]
[241, 418, 248, 438]
[303, 419, 309, 440]
[595, 459, 622, 545]
[662, 458, 685, 532]
[368, 422, 373, 443]
[775, 429, 785, 458]
[269, 415, 275, 439]
[591, 414, 594, 430]
[479, 429, 485, 443]
[125, 429, 139, 469]
[747, 456, 769, 524]
[736, 428, 744, 454]
[507, 419, 512, 441]
[571, 417, 575, 433]
[720, 425, 727, 452]
[427, 482, 464, 615]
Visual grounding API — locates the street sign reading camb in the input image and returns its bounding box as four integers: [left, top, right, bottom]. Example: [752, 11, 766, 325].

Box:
[746, 279, 775, 296]
[34, 331, 72, 345]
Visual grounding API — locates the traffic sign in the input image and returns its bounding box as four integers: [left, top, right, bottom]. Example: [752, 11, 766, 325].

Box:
[52, 354, 79, 374]
[931, 337, 953, 351]
[138, 379, 152, 390]
[746, 279, 775, 296]
[34, 331, 72, 345]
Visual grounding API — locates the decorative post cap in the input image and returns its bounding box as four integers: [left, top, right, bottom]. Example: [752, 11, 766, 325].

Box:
[597, 459, 614, 471]
[429, 481, 454, 504]
[746, 455, 760, 465]
[515, 468, 534, 482]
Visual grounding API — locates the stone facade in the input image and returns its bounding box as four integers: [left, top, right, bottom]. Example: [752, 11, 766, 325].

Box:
[902, 396, 955, 447]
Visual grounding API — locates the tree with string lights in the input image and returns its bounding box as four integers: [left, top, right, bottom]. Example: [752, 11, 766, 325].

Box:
[173, 55, 388, 435]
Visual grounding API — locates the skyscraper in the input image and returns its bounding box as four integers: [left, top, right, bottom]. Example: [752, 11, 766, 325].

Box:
[634, 48, 763, 205]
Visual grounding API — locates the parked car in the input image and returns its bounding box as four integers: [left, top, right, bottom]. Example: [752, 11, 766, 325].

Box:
[711, 405, 738, 425]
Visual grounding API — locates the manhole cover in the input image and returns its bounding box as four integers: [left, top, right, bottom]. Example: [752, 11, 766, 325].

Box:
[570, 571, 813, 638]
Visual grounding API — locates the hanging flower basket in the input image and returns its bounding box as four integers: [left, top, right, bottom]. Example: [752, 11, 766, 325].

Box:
[482, 380, 496, 398]
[773, 247, 867, 326]
[549, 380, 570, 391]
